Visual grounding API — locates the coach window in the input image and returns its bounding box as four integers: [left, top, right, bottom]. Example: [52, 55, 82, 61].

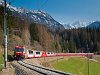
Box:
[47, 52, 50, 54]
[36, 52, 40, 55]
[29, 50, 33, 54]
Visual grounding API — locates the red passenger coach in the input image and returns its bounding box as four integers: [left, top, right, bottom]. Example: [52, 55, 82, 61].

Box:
[14, 46, 94, 59]
[41, 51, 47, 57]
[56, 53, 94, 57]
[25, 50, 47, 58]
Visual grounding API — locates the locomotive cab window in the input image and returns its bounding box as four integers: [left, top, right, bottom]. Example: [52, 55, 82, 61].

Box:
[20, 48, 24, 52]
[14, 48, 19, 51]
[14, 48, 24, 52]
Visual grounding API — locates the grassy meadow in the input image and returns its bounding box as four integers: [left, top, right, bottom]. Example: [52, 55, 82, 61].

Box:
[0, 47, 3, 71]
[51, 57, 100, 75]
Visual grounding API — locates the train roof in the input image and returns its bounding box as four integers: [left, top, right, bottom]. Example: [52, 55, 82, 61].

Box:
[15, 45, 25, 48]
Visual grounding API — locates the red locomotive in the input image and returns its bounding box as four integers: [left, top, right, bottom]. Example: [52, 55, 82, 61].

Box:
[14, 46, 26, 59]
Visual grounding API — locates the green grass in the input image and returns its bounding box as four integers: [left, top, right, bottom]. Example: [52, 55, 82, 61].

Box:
[51, 57, 100, 75]
[0, 55, 3, 71]
[8, 50, 14, 61]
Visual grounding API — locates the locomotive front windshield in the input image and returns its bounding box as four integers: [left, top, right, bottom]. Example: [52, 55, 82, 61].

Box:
[15, 47, 25, 52]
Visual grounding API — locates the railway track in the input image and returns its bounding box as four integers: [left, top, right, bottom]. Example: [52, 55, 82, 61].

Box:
[17, 60, 74, 75]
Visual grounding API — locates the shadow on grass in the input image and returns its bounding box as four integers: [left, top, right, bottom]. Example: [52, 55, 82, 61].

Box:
[8, 54, 14, 62]
[3, 54, 14, 62]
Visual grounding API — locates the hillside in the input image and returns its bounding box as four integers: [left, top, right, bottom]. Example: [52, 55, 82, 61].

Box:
[30, 23, 61, 51]
[0, 5, 62, 51]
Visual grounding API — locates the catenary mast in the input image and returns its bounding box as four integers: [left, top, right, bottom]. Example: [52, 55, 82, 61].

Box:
[4, 0, 7, 68]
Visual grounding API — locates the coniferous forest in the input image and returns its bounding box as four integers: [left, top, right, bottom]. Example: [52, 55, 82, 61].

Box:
[59, 28, 100, 54]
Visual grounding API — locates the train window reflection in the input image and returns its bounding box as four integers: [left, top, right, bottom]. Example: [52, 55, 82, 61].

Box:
[15, 48, 24, 52]
[36, 52, 40, 55]
[29, 50, 33, 54]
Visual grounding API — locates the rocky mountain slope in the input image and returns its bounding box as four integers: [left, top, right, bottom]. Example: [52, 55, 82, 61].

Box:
[0, 1, 64, 31]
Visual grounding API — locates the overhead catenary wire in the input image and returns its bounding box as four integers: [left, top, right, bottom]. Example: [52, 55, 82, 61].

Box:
[8, 0, 15, 5]
[37, 0, 49, 51]
[38, 0, 48, 11]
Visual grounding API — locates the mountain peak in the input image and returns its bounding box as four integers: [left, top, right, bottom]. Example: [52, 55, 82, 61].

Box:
[87, 21, 100, 28]
[63, 21, 89, 29]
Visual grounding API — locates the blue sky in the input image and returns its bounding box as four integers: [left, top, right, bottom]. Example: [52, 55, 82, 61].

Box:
[7, 0, 100, 24]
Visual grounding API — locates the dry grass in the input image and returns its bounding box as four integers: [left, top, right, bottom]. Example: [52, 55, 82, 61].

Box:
[94, 55, 100, 62]
[0, 46, 3, 56]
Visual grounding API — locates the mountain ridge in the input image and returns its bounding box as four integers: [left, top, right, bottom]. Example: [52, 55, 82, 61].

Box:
[0, 1, 64, 31]
[0, 1, 100, 30]
[63, 21, 100, 29]
[87, 21, 100, 29]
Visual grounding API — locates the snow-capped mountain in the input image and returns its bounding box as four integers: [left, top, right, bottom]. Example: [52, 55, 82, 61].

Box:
[87, 21, 100, 28]
[63, 24, 72, 29]
[63, 21, 90, 29]
[1, 1, 99, 30]
[0, 1, 64, 31]
[0, 0, 3, 6]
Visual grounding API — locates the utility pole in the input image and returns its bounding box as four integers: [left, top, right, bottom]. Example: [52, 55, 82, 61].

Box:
[87, 50, 90, 75]
[4, 0, 8, 68]
[87, 48, 90, 75]
[87, 27, 89, 75]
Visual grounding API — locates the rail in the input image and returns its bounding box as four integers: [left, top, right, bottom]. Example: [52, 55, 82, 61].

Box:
[17, 60, 74, 75]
